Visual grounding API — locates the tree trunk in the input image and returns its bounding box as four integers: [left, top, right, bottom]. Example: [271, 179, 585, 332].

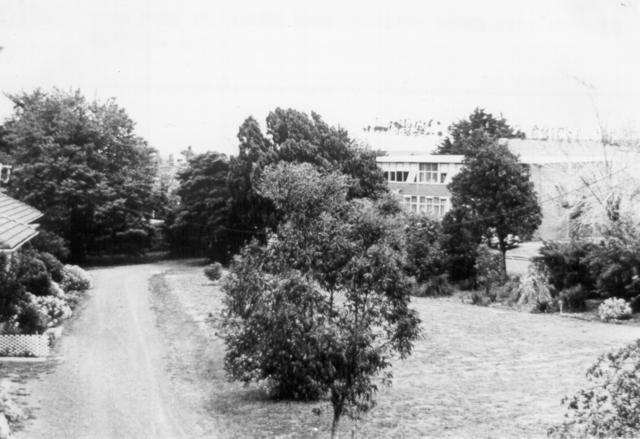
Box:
[330, 406, 341, 439]
[499, 240, 507, 278]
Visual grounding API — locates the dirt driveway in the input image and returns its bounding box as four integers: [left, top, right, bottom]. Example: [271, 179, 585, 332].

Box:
[15, 263, 192, 439]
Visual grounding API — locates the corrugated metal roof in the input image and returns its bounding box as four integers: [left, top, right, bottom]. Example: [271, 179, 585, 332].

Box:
[0, 192, 43, 224]
[0, 192, 43, 252]
[0, 216, 39, 252]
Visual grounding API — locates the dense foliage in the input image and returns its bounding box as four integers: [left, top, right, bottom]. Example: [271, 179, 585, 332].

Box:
[551, 340, 640, 438]
[535, 218, 640, 307]
[533, 241, 597, 294]
[167, 152, 233, 259]
[1, 89, 158, 261]
[447, 143, 542, 274]
[219, 162, 419, 437]
[436, 108, 525, 156]
[170, 108, 387, 259]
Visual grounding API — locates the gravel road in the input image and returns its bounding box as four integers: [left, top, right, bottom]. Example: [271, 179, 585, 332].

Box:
[15, 264, 192, 439]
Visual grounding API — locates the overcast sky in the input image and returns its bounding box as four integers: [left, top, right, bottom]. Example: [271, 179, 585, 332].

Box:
[1, 0, 639, 156]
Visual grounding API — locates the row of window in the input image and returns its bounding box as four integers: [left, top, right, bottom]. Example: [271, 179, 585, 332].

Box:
[382, 163, 448, 184]
[402, 196, 448, 218]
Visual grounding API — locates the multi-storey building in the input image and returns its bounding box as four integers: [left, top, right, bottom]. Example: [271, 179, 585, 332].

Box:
[376, 139, 640, 240]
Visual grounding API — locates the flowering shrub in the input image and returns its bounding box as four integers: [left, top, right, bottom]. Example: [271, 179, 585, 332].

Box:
[204, 262, 223, 282]
[598, 298, 632, 321]
[61, 265, 92, 292]
[33, 295, 72, 326]
[550, 340, 640, 438]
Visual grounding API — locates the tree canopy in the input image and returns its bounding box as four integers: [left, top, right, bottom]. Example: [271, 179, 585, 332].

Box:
[167, 151, 232, 260]
[171, 108, 387, 259]
[1, 89, 157, 261]
[220, 161, 419, 437]
[447, 143, 542, 273]
[436, 108, 525, 156]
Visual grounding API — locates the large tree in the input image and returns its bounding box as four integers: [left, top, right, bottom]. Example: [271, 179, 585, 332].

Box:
[220, 162, 419, 437]
[437, 108, 525, 156]
[174, 108, 387, 258]
[1, 89, 157, 261]
[167, 152, 232, 260]
[447, 143, 542, 274]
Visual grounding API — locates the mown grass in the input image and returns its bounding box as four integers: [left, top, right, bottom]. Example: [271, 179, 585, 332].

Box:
[152, 261, 640, 438]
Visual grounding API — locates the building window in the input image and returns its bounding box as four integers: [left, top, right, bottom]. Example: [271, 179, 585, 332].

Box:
[384, 163, 410, 183]
[418, 163, 438, 183]
[402, 196, 448, 218]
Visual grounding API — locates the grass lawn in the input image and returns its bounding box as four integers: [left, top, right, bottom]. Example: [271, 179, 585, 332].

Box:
[151, 260, 640, 438]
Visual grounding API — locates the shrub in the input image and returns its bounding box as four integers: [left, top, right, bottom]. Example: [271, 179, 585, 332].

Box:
[35, 251, 65, 283]
[61, 265, 92, 292]
[585, 222, 640, 300]
[16, 254, 51, 296]
[533, 241, 596, 294]
[0, 388, 26, 427]
[559, 285, 589, 312]
[33, 295, 72, 326]
[598, 298, 632, 321]
[631, 295, 640, 314]
[27, 229, 70, 261]
[422, 274, 453, 297]
[494, 276, 521, 302]
[474, 244, 503, 300]
[16, 304, 48, 334]
[113, 228, 150, 256]
[411, 274, 453, 297]
[404, 215, 447, 283]
[204, 262, 223, 282]
[515, 265, 554, 313]
[0, 255, 26, 320]
[550, 340, 640, 438]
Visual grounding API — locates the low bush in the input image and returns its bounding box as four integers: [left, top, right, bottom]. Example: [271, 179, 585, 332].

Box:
[515, 266, 555, 313]
[61, 265, 92, 292]
[404, 215, 447, 283]
[550, 339, 640, 438]
[32, 295, 72, 326]
[27, 229, 70, 261]
[474, 244, 503, 301]
[35, 252, 65, 283]
[598, 298, 632, 321]
[533, 241, 596, 294]
[559, 285, 589, 312]
[412, 274, 453, 297]
[494, 276, 521, 302]
[16, 255, 51, 296]
[585, 221, 640, 300]
[631, 295, 640, 314]
[16, 304, 48, 334]
[204, 262, 223, 282]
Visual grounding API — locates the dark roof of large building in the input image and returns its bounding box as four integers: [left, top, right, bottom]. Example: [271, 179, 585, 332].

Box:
[0, 192, 43, 252]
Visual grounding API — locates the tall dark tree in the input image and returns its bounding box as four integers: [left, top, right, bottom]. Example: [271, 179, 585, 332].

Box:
[437, 108, 525, 156]
[215, 109, 387, 256]
[448, 143, 542, 274]
[167, 152, 232, 260]
[1, 89, 157, 261]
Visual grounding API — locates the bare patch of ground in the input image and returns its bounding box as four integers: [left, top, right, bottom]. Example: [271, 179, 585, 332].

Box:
[155, 261, 640, 438]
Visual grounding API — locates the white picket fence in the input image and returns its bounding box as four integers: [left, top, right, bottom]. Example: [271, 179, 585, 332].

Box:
[0, 334, 50, 357]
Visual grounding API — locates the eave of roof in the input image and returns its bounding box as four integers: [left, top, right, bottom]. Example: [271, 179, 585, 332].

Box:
[0, 216, 39, 252]
[0, 192, 43, 224]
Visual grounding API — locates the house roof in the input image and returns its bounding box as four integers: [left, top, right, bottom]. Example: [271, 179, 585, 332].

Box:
[0, 192, 43, 252]
[0, 192, 43, 224]
[0, 216, 39, 251]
